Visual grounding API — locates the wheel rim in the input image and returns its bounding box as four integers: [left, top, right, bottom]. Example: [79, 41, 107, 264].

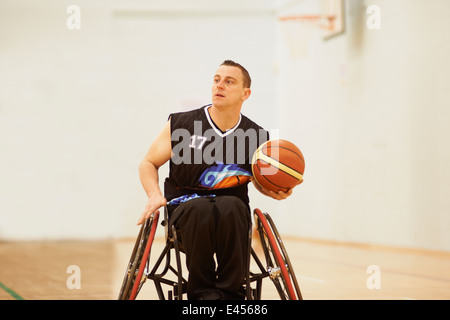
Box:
[118, 212, 159, 300]
[254, 209, 301, 300]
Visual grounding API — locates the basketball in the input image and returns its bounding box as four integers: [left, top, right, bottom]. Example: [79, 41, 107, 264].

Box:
[252, 139, 305, 193]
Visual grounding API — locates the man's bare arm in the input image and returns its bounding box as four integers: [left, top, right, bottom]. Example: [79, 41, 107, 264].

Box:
[137, 120, 172, 225]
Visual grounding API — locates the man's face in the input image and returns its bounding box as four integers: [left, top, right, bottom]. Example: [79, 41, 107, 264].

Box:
[212, 65, 251, 108]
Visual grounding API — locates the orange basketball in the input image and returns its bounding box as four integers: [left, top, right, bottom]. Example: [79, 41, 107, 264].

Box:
[251, 139, 305, 193]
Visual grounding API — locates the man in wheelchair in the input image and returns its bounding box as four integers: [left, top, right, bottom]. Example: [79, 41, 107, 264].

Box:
[137, 60, 294, 300]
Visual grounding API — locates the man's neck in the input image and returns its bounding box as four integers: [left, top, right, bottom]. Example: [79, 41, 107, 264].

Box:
[208, 104, 241, 132]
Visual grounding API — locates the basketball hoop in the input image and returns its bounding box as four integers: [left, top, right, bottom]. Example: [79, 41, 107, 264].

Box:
[277, 0, 345, 57]
[278, 14, 337, 32]
[277, 0, 345, 40]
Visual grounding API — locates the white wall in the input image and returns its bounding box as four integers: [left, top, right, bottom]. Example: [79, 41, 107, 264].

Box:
[0, 0, 278, 240]
[275, 0, 450, 251]
[1, 0, 449, 252]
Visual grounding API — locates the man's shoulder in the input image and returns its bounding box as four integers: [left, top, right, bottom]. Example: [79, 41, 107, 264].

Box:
[240, 113, 267, 132]
[168, 105, 209, 129]
[169, 105, 208, 118]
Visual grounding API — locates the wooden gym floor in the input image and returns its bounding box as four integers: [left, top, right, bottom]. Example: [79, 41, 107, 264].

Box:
[1, 237, 449, 300]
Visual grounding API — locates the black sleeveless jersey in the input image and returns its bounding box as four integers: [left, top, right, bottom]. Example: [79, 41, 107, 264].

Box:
[164, 105, 269, 205]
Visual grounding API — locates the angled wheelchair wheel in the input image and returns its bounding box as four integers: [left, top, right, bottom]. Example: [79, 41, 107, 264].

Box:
[118, 211, 160, 300]
[254, 208, 303, 300]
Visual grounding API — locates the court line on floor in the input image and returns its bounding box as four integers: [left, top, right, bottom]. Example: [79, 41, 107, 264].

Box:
[296, 254, 450, 284]
[0, 282, 24, 300]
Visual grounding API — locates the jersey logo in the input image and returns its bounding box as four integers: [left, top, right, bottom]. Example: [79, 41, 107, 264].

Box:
[199, 163, 251, 189]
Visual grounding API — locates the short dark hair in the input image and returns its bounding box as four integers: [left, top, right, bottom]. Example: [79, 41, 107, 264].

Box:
[220, 60, 251, 89]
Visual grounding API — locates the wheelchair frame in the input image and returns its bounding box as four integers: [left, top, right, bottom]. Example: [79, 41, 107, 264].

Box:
[118, 207, 302, 300]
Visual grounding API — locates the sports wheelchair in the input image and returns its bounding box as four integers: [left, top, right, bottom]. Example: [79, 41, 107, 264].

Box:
[118, 206, 303, 300]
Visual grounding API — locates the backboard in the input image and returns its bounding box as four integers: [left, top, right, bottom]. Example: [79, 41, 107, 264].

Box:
[278, 0, 345, 40]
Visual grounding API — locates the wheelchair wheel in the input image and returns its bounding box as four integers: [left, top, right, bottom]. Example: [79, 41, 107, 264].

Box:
[118, 211, 160, 300]
[254, 209, 302, 300]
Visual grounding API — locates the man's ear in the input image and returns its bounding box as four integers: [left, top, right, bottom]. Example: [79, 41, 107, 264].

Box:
[242, 88, 251, 101]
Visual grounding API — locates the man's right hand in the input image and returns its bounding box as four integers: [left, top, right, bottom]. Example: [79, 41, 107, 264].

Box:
[137, 194, 167, 225]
